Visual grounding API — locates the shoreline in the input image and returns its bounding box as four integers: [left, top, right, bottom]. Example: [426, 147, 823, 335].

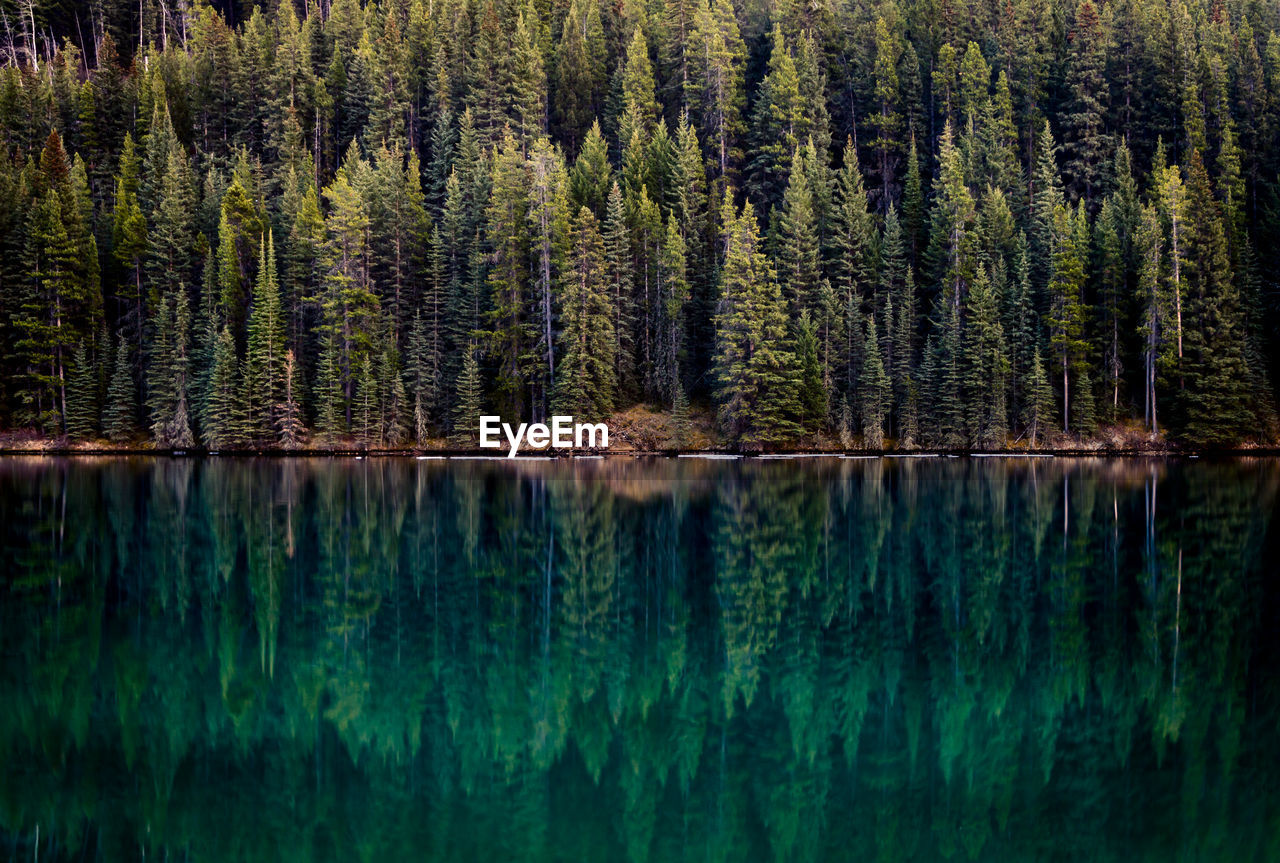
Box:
[3, 443, 1278, 458]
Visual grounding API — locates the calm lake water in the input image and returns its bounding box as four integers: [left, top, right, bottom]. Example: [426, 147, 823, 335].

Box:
[1, 455, 1278, 861]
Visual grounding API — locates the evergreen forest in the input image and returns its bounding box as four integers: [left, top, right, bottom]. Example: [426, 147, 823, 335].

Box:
[2, 0, 1280, 449]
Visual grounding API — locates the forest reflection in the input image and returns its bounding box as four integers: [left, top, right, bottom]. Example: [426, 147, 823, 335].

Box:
[1, 456, 1278, 862]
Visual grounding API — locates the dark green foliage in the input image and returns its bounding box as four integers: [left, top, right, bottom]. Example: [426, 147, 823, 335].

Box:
[714, 200, 802, 447]
[0, 0, 1278, 449]
[202, 326, 242, 449]
[555, 207, 615, 418]
[860, 317, 890, 449]
[65, 340, 97, 440]
[451, 346, 484, 447]
[102, 335, 136, 443]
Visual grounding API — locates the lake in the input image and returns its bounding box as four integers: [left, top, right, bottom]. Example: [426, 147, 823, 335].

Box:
[1, 455, 1277, 861]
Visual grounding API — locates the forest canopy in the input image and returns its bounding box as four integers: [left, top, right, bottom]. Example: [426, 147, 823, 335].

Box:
[0, 0, 1278, 449]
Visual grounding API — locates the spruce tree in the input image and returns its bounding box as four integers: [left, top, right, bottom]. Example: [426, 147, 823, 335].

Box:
[102, 335, 137, 443]
[244, 232, 286, 443]
[831, 139, 874, 394]
[603, 182, 636, 398]
[713, 200, 802, 447]
[670, 377, 691, 449]
[555, 207, 616, 418]
[795, 310, 826, 433]
[65, 340, 98, 440]
[1178, 151, 1254, 444]
[278, 350, 307, 449]
[314, 331, 345, 442]
[777, 149, 821, 315]
[354, 354, 380, 447]
[1024, 348, 1056, 448]
[202, 326, 243, 450]
[962, 264, 1009, 448]
[1046, 204, 1089, 434]
[860, 316, 890, 450]
[451, 346, 484, 447]
[1061, 0, 1109, 205]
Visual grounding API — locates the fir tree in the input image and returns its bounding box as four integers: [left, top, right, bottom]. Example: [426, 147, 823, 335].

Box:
[670, 377, 691, 448]
[1061, 0, 1109, 205]
[102, 335, 137, 443]
[244, 232, 286, 442]
[795, 310, 826, 433]
[713, 200, 802, 447]
[860, 316, 890, 450]
[603, 182, 636, 399]
[451, 345, 484, 447]
[1024, 347, 1056, 448]
[65, 340, 97, 440]
[354, 353, 379, 447]
[314, 331, 345, 441]
[203, 326, 242, 449]
[278, 349, 307, 449]
[1046, 204, 1089, 434]
[555, 207, 616, 418]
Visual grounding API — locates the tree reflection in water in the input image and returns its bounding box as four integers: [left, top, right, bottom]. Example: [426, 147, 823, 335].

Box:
[0, 456, 1277, 861]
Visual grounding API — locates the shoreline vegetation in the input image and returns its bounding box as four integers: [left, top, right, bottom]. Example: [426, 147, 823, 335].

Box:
[3, 405, 1276, 457]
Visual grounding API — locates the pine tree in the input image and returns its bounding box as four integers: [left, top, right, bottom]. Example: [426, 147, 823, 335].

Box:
[485, 131, 532, 418]
[1024, 347, 1056, 448]
[102, 335, 137, 443]
[603, 182, 637, 399]
[962, 263, 1009, 448]
[320, 159, 382, 430]
[1061, 0, 1109, 205]
[901, 133, 925, 264]
[146, 147, 199, 301]
[353, 353, 379, 447]
[244, 232, 286, 443]
[686, 0, 745, 178]
[111, 133, 148, 361]
[569, 121, 612, 217]
[146, 295, 177, 445]
[202, 326, 242, 449]
[1136, 203, 1164, 434]
[314, 331, 345, 441]
[1029, 120, 1064, 294]
[831, 139, 874, 394]
[657, 218, 689, 405]
[837, 395, 853, 449]
[860, 316, 890, 450]
[747, 26, 803, 209]
[777, 145, 821, 314]
[1177, 150, 1254, 444]
[669, 377, 691, 448]
[713, 200, 802, 446]
[451, 345, 484, 447]
[165, 286, 195, 448]
[553, 0, 607, 149]
[1046, 203, 1089, 434]
[278, 349, 307, 449]
[407, 310, 435, 442]
[527, 137, 570, 418]
[65, 340, 97, 440]
[868, 16, 902, 210]
[926, 120, 977, 311]
[554, 207, 616, 418]
[795, 310, 826, 433]
[511, 4, 548, 144]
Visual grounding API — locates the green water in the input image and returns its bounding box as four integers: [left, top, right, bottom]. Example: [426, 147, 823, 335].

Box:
[1, 456, 1277, 861]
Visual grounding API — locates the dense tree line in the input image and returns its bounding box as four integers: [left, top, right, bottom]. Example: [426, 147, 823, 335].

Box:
[2, 457, 1277, 859]
[1, 0, 1279, 448]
